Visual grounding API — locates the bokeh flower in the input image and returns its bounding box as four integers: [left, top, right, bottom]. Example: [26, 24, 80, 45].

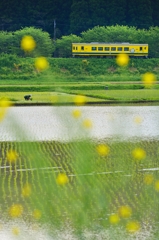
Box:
[116, 53, 129, 67]
[72, 109, 82, 118]
[0, 98, 12, 121]
[96, 144, 110, 156]
[21, 35, 36, 52]
[7, 150, 18, 163]
[22, 184, 31, 197]
[33, 209, 42, 219]
[74, 95, 86, 106]
[35, 57, 49, 71]
[12, 227, 20, 235]
[132, 148, 146, 160]
[142, 72, 156, 87]
[9, 204, 23, 218]
[134, 116, 143, 124]
[109, 213, 120, 224]
[126, 221, 140, 233]
[56, 173, 69, 185]
[118, 205, 132, 218]
[82, 119, 93, 128]
[144, 174, 154, 185]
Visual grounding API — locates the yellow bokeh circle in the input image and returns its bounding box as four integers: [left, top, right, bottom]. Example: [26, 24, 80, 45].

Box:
[116, 53, 129, 67]
[74, 95, 86, 106]
[35, 57, 49, 71]
[132, 148, 146, 160]
[96, 144, 110, 156]
[109, 214, 120, 224]
[9, 204, 23, 218]
[72, 109, 82, 118]
[126, 221, 140, 233]
[118, 205, 132, 218]
[21, 35, 36, 52]
[56, 173, 69, 185]
[142, 72, 156, 87]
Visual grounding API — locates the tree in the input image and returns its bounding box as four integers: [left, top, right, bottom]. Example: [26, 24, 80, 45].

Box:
[55, 34, 82, 57]
[81, 25, 139, 43]
[127, 0, 153, 28]
[151, 0, 159, 26]
[69, 0, 92, 35]
[14, 27, 54, 57]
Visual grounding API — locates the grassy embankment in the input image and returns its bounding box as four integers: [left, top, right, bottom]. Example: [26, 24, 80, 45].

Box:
[1, 55, 159, 104]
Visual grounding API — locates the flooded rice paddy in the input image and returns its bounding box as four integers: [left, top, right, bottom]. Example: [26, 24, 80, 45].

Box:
[1, 106, 159, 239]
[2, 105, 159, 141]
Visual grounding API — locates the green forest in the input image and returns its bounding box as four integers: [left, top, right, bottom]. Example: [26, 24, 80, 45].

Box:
[0, 0, 159, 36]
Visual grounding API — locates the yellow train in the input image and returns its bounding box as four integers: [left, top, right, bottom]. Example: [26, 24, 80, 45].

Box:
[72, 42, 148, 58]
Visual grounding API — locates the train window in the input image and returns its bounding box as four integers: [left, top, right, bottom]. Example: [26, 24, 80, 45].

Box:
[92, 47, 97, 51]
[73, 47, 75, 50]
[81, 46, 84, 50]
[117, 47, 122, 51]
[111, 47, 116, 51]
[105, 47, 110, 51]
[76, 47, 78, 50]
[124, 47, 129, 51]
[98, 47, 103, 51]
[140, 47, 143, 51]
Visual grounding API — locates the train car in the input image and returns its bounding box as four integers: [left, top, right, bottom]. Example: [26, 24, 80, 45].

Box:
[72, 42, 148, 58]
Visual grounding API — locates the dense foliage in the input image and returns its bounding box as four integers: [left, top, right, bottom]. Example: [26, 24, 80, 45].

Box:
[0, 54, 159, 81]
[0, 0, 159, 36]
[0, 27, 54, 57]
[1, 25, 159, 58]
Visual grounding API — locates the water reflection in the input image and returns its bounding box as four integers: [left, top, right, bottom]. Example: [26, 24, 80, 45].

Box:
[0, 106, 159, 141]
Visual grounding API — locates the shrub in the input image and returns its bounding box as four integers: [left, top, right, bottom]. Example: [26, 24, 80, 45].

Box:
[0, 27, 54, 57]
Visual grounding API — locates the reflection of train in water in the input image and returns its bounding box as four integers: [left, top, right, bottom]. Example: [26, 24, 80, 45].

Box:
[72, 42, 148, 58]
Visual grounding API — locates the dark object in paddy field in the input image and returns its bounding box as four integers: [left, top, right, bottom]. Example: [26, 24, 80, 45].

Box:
[24, 95, 32, 100]
[105, 86, 109, 90]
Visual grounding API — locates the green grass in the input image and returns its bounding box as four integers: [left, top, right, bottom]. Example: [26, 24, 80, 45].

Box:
[63, 89, 159, 102]
[0, 91, 105, 104]
[1, 89, 159, 104]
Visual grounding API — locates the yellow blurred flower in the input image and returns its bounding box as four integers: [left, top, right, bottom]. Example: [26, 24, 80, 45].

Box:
[144, 174, 154, 185]
[154, 180, 159, 191]
[7, 150, 18, 163]
[109, 213, 120, 224]
[0, 98, 11, 108]
[72, 109, 82, 118]
[22, 183, 31, 197]
[132, 148, 146, 160]
[82, 119, 93, 128]
[35, 57, 49, 71]
[56, 173, 69, 185]
[21, 35, 36, 52]
[96, 144, 110, 156]
[0, 98, 12, 121]
[116, 53, 129, 67]
[50, 95, 58, 103]
[118, 205, 132, 218]
[134, 116, 143, 124]
[33, 209, 42, 219]
[12, 227, 20, 235]
[9, 204, 23, 218]
[126, 221, 140, 233]
[74, 95, 86, 106]
[142, 72, 156, 87]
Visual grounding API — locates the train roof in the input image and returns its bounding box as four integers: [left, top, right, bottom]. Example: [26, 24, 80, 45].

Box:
[72, 42, 148, 46]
